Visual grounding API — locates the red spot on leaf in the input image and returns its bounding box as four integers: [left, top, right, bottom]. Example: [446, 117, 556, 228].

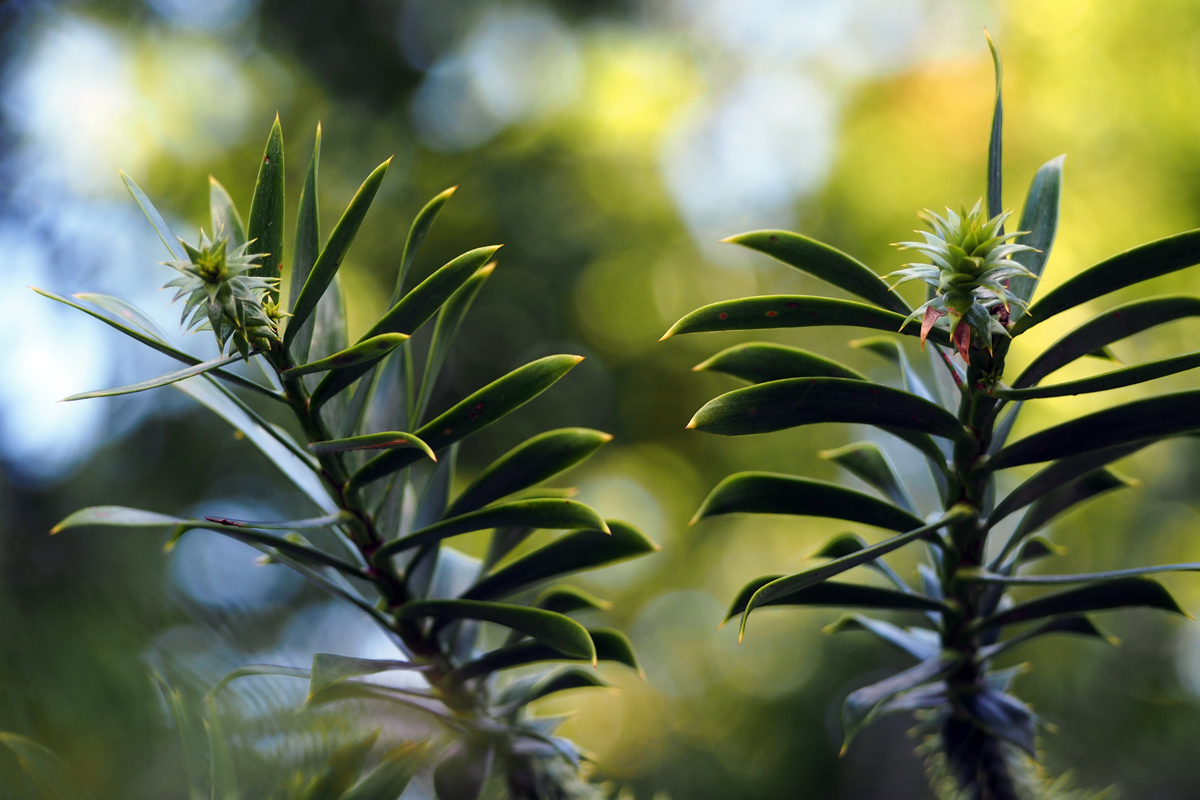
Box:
[264, 155, 270, 163]
[718, 312, 728, 320]
[786, 302, 798, 308]
[766, 310, 777, 317]
[769, 235, 778, 242]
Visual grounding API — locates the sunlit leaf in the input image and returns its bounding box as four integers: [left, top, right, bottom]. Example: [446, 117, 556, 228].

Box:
[374, 499, 609, 559]
[370, 246, 501, 342]
[984, 28, 1003, 222]
[693, 342, 866, 383]
[394, 186, 457, 303]
[119, 169, 186, 260]
[284, 157, 391, 349]
[990, 390, 1200, 469]
[285, 334, 407, 380]
[290, 124, 322, 361]
[692, 472, 925, 532]
[351, 355, 584, 489]
[998, 350, 1200, 400]
[73, 292, 173, 343]
[687, 377, 967, 441]
[62, 352, 245, 401]
[722, 230, 909, 314]
[724, 579, 946, 626]
[661, 296, 950, 346]
[245, 115, 285, 294]
[447, 428, 611, 517]
[415, 262, 494, 423]
[463, 521, 658, 601]
[400, 600, 595, 660]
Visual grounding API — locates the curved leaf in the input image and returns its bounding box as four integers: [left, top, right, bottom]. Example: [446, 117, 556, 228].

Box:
[979, 615, 1116, 660]
[452, 628, 639, 683]
[463, 521, 658, 601]
[687, 377, 967, 441]
[963, 688, 1036, 757]
[284, 157, 390, 348]
[299, 730, 380, 800]
[308, 653, 427, 702]
[32, 288, 278, 400]
[1012, 296, 1200, 389]
[119, 170, 186, 260]
[692, 472, 925, 532]
[661, 296, 951, 346]
[52, 505, 184, 533]
[811, 532, 913, 592]
[850, 336, 938, 404]
[823, 613, 940, 661]
[990, 390, 1200, 469]
[722, 230, 908, 313]
[819, 442, 918, 514]
[208, 176, 246, 250]
[737, 507, 972, 641]
[976, 577, 1187, 630]
[394, 186, 457, 303]
[245, 115, 285, 292]
[501, 668, 611, 712]
[997, 350, 1200, 400]
[1014, 230, 1200, 334]
[994, 468, 1135, 562]
[1007, 156, 1064, 319]
[308, 432, 435, 462]
[400, 600, 595, 660]
[693, 342, 866, 384]
[207, 664, 311, 700]
[63, 352, 245, 401]
[340, 741, 427, 800]
[0, 732, 95, 800]
[351, 355, 584, 489]
[725, 579, 946, 625]
[285, 333, 407, 379]
[369, 245, 501, 342]
[448, 428, 611, 518]
[374, 499, 609, 559]
[533, 586, 611, 614]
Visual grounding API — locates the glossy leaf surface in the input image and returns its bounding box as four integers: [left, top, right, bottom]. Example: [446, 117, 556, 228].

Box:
[996, 468, 1134, 561]
[63, 352, 245, 401]
[452, 628, 639, 682]
[245, 116, 285, 290]
[977, 578, 1186, 630]
[308, 431, 435, 461]
[400, 600, 595, 660]
[693, 342, 866, 383]
[1007, 156, 1063, 318]
[285, 333, 407, 379]
[394, 186, 456, 303]
[725, 579, 946, 625]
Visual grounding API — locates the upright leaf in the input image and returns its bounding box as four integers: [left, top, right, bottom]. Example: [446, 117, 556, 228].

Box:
[340, 742, 427, 800]
[985, 28, 1003, 223]
[416, 262, 494, 422]
[245, 115, 285, 294]
[722, 230, 909, 314]
[433, 740, 493, 800]
[284, 157, 391, 349]
[1007, 156, 1063, 317]
[687, 377, 967, 442]
[208, 176, 246, 250]
[290, 123, 322, 362]
[119, 170, 186, 260]
[395, 186, 457, 303]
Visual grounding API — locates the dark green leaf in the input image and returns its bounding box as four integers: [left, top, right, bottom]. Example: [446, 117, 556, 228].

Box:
[501, 668, 611, 712]
[340, 741, 427, 800]
[995, 468, 1135, 562]
[208, 176, 246, 250]
[721, 230, 908, 314]
[823, 613, 940, 661]
[299, 730, 379, 800]
[977, 578, 1187, 630]
[415, 262, 494, 423]
[284, 158, 390, 349]
[290, 124, 322, 361]
[985, 28, 1003, 222]
[463, 521, 658, 601]
[62, 352, 245, 401]
[1007, 156, 1063, 318]
[245, 115, 285, 293]
[451, 629, 639, 683]
[997, 350, 1200, 400]
[737, 507, 972, 640]
[661, 296, 950, 346]
[692, 472, 925, 532]
[0, 732, 95, 800]
[351, 355, 583, 489]
[980, 614, 1115, 660]
[483, 527, 535, 573]
[725, 580, 946, 626]
[1011, 296, 1200, 389]
[414, 443, 458, 534]
[819, 442, 918, 514]
[308, 653, 427, 702]
[849, 336, 938, 404]
[286, 334, 407, 379]
[33, 288, 279, 400]
[447, 428, 611, 517]
[374, 499, 609, 559]
[693, 342, 866, 384]
[1014, 230, 1200, 334]
[964, 688, 1036, 757]
[533, 586, 611, 614]
[308, 432, 435, 461]
[967, 563, 1200, 587]
[990, 390, 1200, 469]
[119, 169, 186, 260]
[433, 739, 493, 800]
[842, 657, 959, 750]
[400, 600, 595, 660]
[810, 532, 913, 592]
[687, 377, 966, 441]
[394, 186, 457, 304]
[1013, 535, 1065, 566]
[370, 246, 501, 341]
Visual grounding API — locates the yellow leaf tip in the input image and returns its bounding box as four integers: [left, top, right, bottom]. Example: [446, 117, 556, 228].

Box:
[569, 355, 585, 365]
[599, 432, 614, 442]
[658, 329, 674, 342]
[49, 525, 62, 535]
[685, 416, 698, 429]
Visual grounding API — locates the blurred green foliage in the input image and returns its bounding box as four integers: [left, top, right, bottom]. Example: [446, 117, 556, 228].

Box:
[4, 0, 1200, 798]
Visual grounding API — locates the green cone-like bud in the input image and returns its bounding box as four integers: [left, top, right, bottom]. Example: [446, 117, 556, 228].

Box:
[888, 200, 1036, 359]
[163, 231, 281, 358]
